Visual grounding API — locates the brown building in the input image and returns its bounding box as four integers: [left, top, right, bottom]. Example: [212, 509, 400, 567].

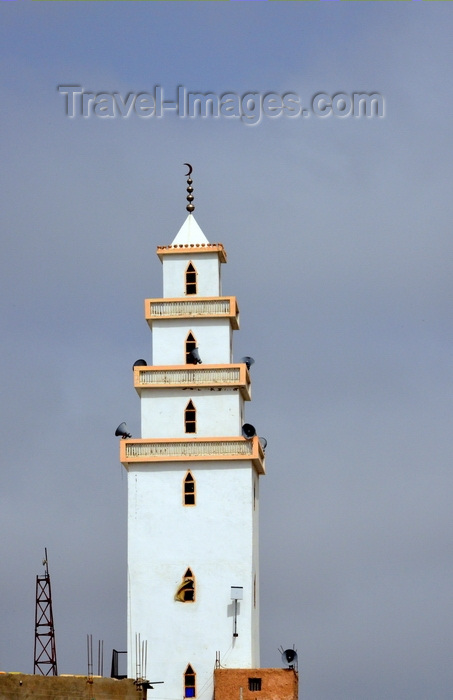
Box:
[214, 668, 298, 700]
[0, 668, 299, 700]
[0, 673, 142, 700]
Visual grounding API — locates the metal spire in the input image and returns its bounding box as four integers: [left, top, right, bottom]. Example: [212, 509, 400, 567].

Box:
[184, 163, 195, 213]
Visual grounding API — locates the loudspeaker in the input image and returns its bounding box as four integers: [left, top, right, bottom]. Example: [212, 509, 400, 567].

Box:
[133, 359, 147, 368]
[115, 422, 131, 439]
[188, 348, 202, 364]
[240, 356, 255, 370]
[282, 649, 298, 667]
[242, 423, 256, 439]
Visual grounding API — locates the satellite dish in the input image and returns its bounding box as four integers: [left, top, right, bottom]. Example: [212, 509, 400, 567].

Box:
[115, 422, 131, 439]
[259, 437, 267, 451]
[188, 348, 202, 364]
[281, 648, 298, 668]
[242, 423, 256, 439]
[240, 356, 255, 370]
[133, 359, 147, 368]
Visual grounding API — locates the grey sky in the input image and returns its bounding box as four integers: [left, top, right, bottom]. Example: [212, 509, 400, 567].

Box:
[1, 3, 452, 699]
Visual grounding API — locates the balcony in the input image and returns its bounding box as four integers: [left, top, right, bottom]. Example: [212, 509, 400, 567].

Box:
[145, 296, 239, 330]
[120, 435, 265, 474]
[156, 242, 227, 263]
[134, 364, 251, 400]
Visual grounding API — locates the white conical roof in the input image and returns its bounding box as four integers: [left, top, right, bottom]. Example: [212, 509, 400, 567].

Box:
[171, 214, 209, 245]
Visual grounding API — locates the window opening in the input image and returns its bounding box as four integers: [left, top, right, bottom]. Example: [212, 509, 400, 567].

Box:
[184, 471, 196, 506]
[185, 263, 197, 295]
[184, 664, 196, 697]
[175, 569, 195, 603]
[185, 401, 196, 434]
[186, 332, 198, 364]
[248, 678, 262, 691]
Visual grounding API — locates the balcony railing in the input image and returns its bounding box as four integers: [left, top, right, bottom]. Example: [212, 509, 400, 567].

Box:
[134, 364, 251, 400]
[156, 243, 227, 263]
[120, 436, 265, 474]
[145, 296, 239, 330]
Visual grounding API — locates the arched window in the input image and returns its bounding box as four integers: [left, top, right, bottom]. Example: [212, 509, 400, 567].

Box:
[185, 401, 196, 434]
[183, 471, 196, 506]
[185, 262, 197, 295]
[185, 332, 197, 364]
[184, 664, 196, 697]
[175, 569, 195, 603]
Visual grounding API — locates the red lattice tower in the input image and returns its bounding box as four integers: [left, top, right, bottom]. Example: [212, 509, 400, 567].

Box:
[34, 549, 58, 675]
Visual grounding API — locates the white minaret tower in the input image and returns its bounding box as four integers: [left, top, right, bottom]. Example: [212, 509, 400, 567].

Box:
[120, 168, 265, 699]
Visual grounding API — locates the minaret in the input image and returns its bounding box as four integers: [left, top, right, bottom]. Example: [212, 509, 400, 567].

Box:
[120, 168, 265, 699]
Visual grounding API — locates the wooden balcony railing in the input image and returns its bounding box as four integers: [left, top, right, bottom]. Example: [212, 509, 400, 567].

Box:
[134, 364, 251, 400]
[145, 296, 239, 330]
[120, 435, 265, 474]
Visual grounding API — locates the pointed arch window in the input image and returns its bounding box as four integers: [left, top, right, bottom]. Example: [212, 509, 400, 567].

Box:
[185, 400, 196, 434]
[185, 262, 197, 295]
[184, 664, 196, 697]
[183, 471, 196, 506]
[185, 332, 197, 364]
[175, 569, 195, 603]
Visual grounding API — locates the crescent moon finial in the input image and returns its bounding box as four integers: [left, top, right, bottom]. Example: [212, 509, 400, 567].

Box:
[183, 163, 195, 213]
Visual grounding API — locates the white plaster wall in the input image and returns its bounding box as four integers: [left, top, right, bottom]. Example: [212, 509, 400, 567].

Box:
[140, 388, 245, 438]
[127, 461, 260, 696]
[162, 253, 222, 298]
[152, 318, 233, 366]
[252, 471, 260, 667]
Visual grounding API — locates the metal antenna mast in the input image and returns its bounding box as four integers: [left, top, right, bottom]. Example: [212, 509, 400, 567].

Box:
[34, 548, 58, 675]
